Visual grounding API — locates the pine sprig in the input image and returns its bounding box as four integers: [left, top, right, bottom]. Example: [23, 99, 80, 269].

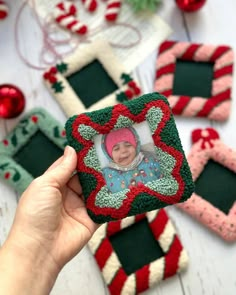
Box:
[126, 0, 162, 12]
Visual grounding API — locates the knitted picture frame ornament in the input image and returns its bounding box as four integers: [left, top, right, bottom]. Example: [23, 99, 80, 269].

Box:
[88, 209, 188, 295]
[177, 128, 236, 242]
[65, 92, 194, 223]
[43, 40, 141, 117]
[0, 108, 67, 194]
[155, 40, 234, 121]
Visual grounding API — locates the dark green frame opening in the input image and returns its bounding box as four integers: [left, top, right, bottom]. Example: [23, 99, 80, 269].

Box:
[66, 59, 118, 108]
[13, 131, 63, 178]
[173, 60, 214, 98]
[110, 218, 164, 275]
[195, 160, 236, 214]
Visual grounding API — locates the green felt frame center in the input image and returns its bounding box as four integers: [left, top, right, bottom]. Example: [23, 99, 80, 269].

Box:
[173, 60, 214, 98]
[195, 160, 236, 214]
[110, 218, 164, 275]
[66, 59, 118, 108]
[13, 131, 63, 178]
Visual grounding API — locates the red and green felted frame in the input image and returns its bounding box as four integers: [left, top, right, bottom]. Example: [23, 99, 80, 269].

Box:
[65, 92, 194, 223]
[43, 40, 141, 117]
[177, 128, 236, 242]
[0, 108, 67, 194]
[88, 209, 188, 295]
[155, 40, 234, 121]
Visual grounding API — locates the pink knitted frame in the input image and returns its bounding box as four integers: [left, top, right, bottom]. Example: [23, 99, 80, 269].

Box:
[155, 41, 234, 121]
[177, 128, 236, 242]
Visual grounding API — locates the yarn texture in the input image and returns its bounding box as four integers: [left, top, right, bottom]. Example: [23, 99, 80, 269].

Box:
[65, 92, 194, 223]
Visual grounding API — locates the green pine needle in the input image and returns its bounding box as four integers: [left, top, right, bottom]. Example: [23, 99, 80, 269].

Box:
[126, 0, 162, 12]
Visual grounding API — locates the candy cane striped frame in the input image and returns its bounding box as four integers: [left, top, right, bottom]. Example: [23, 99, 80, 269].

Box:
[88, 209, 188, 295]
[155, 40, 234, 121]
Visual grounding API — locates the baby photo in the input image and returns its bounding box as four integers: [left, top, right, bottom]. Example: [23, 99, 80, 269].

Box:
[94, 122, 162, 193]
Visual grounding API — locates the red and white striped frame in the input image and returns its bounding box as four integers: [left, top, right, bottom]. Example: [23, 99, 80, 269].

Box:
[88, 209, 188, 295]
[155, 40, 234, 121]
[177, 128, 236, 242]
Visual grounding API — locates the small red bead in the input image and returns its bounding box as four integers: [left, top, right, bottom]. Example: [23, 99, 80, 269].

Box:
[4, 172, 10, 179]
[128, 81, 136, 88]
[49, 76, 57, 84]
[50, 67, 57, 74]
[61, 130, 66, 137]
[133, 87, 141, 95]
[3, 139, 9, 146]
[125, 89, 134, 99]
[31, 116, 38, 123]
[43, 72, 50, 80]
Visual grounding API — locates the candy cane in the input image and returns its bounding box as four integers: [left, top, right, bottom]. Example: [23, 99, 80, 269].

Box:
[53, 1, 87, 35]
[0, 0, 8, 20]
[81, 0, 97, 12]
[104, 0, 122, 22]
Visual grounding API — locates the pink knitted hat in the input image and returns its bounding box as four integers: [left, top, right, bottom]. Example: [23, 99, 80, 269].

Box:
[104, 128, 137, 158]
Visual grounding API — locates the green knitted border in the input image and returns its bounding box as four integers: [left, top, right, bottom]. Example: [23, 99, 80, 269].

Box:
[66, 92, 194, 223]
[0, 108, 67, 194]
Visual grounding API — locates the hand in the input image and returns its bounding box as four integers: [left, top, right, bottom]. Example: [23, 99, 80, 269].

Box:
[0, 146, 99, 294]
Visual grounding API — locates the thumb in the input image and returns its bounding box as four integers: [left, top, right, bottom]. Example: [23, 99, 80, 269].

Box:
[45, 146, 77, 187]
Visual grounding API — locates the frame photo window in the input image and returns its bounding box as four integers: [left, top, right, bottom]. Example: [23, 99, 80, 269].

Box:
[43, 40, 141, 117]
[155, 40, 234, 121]
[65, 92, 194, 223]
[0, 108, 67, 194]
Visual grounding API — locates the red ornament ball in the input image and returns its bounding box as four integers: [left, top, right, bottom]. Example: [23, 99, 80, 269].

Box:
[0, 84, 25, 118]
[175, 0, 206, 12]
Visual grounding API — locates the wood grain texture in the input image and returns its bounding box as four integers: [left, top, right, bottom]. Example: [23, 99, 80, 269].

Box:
[0, 0, 236, 294]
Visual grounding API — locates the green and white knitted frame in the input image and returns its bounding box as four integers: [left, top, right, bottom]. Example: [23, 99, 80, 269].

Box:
[43, 40, 141, 117]
[0, 108, 67, 194]
[65, 92, 194, 223]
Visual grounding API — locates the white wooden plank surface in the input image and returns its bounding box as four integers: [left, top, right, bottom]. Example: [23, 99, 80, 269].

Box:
[1, 1, 236, 295]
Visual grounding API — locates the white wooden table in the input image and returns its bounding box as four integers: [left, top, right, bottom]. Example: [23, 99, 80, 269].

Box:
[1, 1, 236, 294]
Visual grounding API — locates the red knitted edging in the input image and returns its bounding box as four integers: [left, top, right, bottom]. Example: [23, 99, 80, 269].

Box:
[71, 99, 185, 219]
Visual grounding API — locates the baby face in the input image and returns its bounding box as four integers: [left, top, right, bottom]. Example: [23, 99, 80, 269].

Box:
[112, 141, 136, 167]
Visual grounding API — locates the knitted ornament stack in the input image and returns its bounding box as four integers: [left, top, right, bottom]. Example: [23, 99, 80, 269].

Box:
[0, 0, 8, 20]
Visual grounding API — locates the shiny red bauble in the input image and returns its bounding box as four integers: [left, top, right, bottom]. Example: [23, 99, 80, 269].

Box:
[0, 84, 25, 118]
[175, 0, 206, 12]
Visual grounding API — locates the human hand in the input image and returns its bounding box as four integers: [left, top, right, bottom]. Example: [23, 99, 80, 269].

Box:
[0, 146, 99, 294]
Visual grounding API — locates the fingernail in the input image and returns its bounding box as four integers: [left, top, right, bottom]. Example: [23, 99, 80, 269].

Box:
[64, 145, 74, 157]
